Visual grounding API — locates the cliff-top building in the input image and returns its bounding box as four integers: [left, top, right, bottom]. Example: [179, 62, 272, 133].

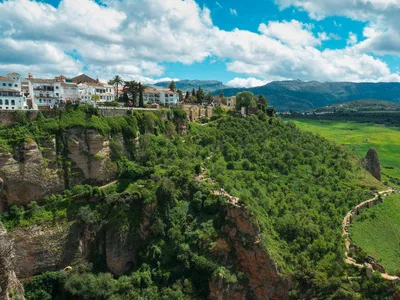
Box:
[27, 74, 80, 110]
[0, 72, 28, 110]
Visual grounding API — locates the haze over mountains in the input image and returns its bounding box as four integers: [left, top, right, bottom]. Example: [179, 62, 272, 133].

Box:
[214, 80, 400, 111]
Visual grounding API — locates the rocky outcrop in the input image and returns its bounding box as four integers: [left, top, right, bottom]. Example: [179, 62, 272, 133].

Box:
[212, 204, 291, 300]
[63, 128, 117, 186]
[364, 148, 381, 181]
[0, 127, 118, 212]
[0, 140, 64, 211]
[10, 222, 84, 278]
[0, 224, 25, 300]
[209, 275, 246, 300]
[105, 227, 136, 276]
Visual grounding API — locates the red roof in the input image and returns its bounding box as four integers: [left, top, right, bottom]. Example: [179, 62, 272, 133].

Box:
[0, 76, 13, 82]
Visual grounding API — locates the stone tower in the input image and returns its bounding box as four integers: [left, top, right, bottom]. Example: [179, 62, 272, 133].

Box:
[364, 148, 381, 181]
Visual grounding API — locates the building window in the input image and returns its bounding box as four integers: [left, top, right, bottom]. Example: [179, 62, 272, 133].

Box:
[14, 84, 18, 87]
[56, 86, 59, 89]
[11, 100, 15, 105]
[5, 100, 9, 105]
[8, 84, 12, 87]
[0, 100, 2, 105]
[2, 83, 5, 86]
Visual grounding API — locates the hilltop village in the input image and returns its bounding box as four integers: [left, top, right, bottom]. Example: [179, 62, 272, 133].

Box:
[0, 72, 242, 115]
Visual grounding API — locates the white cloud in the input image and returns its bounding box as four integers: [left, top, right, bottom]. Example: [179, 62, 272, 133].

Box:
[275, 0, 400, 55]
[230, 8, 238, 16]
[347, 32, 358, 46]
[258, 20, 324, 47]
[0, 0, 399, 83]
[227, 78, 269, 88]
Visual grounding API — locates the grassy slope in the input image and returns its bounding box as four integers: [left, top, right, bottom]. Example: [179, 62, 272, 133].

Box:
[351, 194, 400, 275]
[288, 119, 400, 186]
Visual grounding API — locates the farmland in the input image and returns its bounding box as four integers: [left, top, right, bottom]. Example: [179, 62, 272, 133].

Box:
[287, 119, 400, 187]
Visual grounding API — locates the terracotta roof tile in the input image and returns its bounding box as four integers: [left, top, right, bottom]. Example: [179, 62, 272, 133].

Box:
[29, 78, 56, 84]
[0, 76, 13, 82]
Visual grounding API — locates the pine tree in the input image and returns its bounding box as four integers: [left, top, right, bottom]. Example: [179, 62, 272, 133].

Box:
[169, 81, 177, 92]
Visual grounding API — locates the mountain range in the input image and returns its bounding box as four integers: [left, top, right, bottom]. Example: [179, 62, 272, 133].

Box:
[155, 79, 228, 93]
[213, 80, 400, 111]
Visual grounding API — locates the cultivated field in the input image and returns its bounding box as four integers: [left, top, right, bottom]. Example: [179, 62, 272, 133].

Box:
[350, 194, 400, 275]
[288, 119, 400, 186]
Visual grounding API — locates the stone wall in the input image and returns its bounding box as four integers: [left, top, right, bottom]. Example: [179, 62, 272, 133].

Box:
[181, 105, 213, 121]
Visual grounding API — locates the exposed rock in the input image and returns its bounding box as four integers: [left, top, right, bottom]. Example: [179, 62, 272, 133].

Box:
[63, 128, 117, 185]
[209, 275, 246, 300]
[0, 127, 118, 211]
[364, 148, 381, 181]
[0, 140, 64, 208]
[0, 224, 25, 300]
[10, 222, 84, 278]
[213, 205, 291, 300]
[105, 227, 136, 276]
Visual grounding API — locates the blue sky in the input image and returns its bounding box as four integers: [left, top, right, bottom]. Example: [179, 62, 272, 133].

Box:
[0, 0, 399, 87]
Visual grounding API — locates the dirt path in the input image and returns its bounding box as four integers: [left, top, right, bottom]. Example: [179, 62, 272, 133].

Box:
[99, 180, 119, 189]
[343, 188, 399, 281]
[195, 158, 241, 208]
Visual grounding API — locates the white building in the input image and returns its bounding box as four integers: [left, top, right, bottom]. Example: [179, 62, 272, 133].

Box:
[0, 72, 28, 110]
[78, 82, 115, 105]
[28, 75, 80, 109]
[143, 87, 179, 105]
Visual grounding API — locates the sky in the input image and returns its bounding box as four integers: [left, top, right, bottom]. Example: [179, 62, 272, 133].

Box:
[0, 0, 399, 87]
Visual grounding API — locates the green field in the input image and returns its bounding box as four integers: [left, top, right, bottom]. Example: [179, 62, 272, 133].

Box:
[288, 119, 400, 186]
[350, 194, 400, 275]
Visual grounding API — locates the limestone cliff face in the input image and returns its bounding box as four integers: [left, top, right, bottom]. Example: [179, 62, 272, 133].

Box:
[10, 222, 84, 278]
[0, 224, 25, 300]
[364, 148, 381, 181]
[0, 127, 118, 212]
[0, 140, 64, 211]
[63, 128, 117, 186]
[209, 204, 291, 300]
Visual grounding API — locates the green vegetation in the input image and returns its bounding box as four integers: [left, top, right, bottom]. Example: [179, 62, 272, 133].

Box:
[0, 109, 394, 299]
[351, 194, 400, 275]
[287, 119, 400, 187]
[315, 100, 400, 113]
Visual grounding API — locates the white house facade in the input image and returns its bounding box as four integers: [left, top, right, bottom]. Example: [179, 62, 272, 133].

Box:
[0, 73, 28, 110]
[143, 87, 179, 105]
[28, 75, 80, 109]
[78, 82, 115, 105]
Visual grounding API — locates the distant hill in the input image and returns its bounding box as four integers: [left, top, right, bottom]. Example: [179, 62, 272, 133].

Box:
[155, 80, 228, 93]
[214, 80, 400, 111]
[315, 100, 400, 112]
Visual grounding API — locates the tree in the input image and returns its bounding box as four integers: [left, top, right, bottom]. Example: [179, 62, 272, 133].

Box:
[169, 81, 177, 92]
[177, 90, 184, 103]
[196, 87, 205, 104]
[109, 75, 124, 99]
[185, 91, 190, 101]
[236, 91, 256, 110]
[124, 81, 140, 106]
[257, 94, 268, 112]
[192, 88, 196, 97]
[206, 93, 213, 104]
[91, 94, 100, 105]
[138, 82, 147, 107]
[122, 92, 129, 106]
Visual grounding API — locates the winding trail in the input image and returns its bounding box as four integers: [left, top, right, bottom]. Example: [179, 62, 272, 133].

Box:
[343, 188, 399, 280]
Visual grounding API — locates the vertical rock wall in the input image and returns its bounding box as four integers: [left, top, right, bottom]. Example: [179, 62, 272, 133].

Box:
[0, 224, 25, 300]
[364, 148, 381, 181]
